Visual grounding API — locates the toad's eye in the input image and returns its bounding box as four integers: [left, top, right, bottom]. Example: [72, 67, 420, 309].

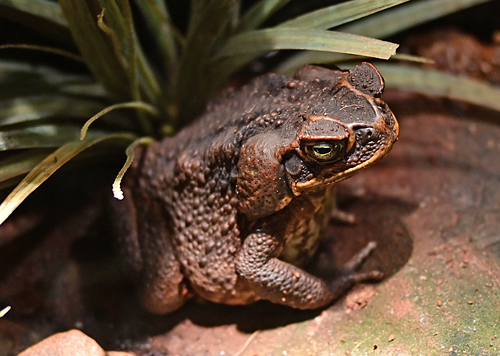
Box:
[306, 142, 344, 162]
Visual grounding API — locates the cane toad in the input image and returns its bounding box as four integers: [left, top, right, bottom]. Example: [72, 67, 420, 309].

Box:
[113, 63, 399, 313]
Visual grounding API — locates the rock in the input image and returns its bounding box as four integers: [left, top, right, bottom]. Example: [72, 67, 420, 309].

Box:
[18, 330, 135, 356]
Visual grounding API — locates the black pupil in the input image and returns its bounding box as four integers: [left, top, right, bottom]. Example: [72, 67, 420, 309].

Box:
[314, 146, 333, 155]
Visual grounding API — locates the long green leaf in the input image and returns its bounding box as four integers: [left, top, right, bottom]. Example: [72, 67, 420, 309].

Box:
[134, 0, 180, 75]
[59, 0, 130, 100]
[0, 60, 105, 99]
[340, 0, 492, 39]
[0, 125, 84, 150]
[237, 0, 291, 32]
[95, 0, 161, 132]
[0, 0, 67, 26]
[0, 133, 136, 225]
[211, 0, 407, 86]
[97, 0, 140, 100]
[0, 96, 106, 127]
[0, 0, 71, 44]
[277, 0, 408, 30]
[0, 150, 53, 183]
[0, 44, 83, 63]
[0, 177, 25, 191]
[214, 28, 398, 60]
[172, 0, 239, 122]
[378, 64, 500, 113]
[277, 0, 491, 73]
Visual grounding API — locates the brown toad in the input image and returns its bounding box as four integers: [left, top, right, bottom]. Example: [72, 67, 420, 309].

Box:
[112, 63, 399, 313]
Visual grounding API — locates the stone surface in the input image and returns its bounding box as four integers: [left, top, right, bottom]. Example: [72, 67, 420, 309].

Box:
[18, 330, 104, 356]
[17, 330, 135, 356]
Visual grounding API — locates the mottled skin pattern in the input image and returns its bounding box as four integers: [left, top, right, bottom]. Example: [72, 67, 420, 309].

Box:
[113, 63, 399, 314]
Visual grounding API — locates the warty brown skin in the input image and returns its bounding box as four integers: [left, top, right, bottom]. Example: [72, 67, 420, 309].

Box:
[112, 63, 399, 314]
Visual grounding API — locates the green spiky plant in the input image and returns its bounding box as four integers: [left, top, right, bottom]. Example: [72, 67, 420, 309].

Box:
[0, 0, 498, 226]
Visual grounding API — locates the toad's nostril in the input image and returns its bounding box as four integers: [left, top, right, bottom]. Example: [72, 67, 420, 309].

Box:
[356, 127, 376, 144]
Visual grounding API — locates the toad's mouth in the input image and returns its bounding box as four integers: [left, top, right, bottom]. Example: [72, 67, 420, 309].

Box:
[291, 102, 399, 194]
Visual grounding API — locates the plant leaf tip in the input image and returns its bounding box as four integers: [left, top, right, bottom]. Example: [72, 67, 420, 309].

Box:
[0, 306, 11, 318]
[112, 183, 125, 200]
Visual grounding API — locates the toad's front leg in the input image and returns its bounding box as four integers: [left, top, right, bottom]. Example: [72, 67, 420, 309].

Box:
[235, 232, 382, 310]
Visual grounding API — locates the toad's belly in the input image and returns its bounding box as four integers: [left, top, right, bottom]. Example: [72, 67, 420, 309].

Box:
[279, 187, 336, 266]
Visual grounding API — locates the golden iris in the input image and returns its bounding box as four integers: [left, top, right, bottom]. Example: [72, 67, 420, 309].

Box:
[306, 142, 343, 162]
